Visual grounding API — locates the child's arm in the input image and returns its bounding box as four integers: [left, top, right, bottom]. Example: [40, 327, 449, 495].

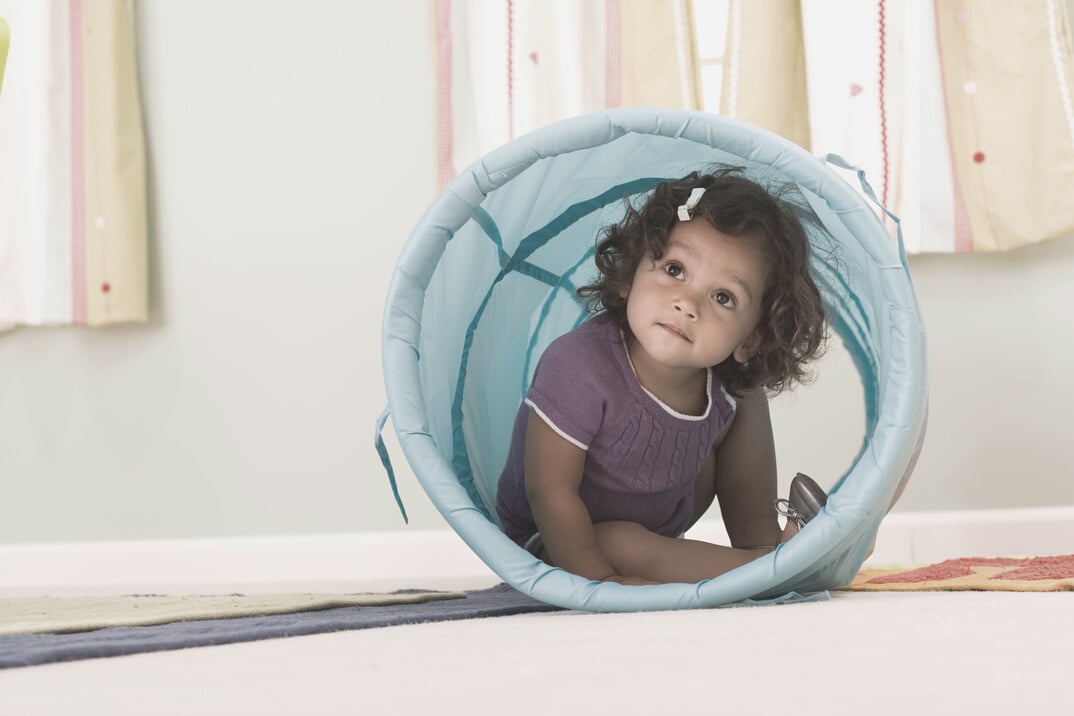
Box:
[712, 388, 782, 549]
[522, 409, 626, 582]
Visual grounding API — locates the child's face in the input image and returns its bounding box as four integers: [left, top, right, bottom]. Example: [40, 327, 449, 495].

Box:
[624, 219, 767, 378]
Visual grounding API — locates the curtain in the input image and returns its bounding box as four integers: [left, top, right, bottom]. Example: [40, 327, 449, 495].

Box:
[434, 0, 701, 187]
[0, 16, 9, 93]
[0, 0, 147, 330]
[723, 0, 1074, 254]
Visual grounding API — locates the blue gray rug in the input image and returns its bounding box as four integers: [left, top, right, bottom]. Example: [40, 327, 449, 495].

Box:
[0, 584, 561, 669]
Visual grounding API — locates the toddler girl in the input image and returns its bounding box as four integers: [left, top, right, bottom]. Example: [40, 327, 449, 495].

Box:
[496, 168, 828, 585]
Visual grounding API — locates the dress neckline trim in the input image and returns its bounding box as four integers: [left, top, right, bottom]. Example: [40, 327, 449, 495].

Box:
[620, 329, 712, 422]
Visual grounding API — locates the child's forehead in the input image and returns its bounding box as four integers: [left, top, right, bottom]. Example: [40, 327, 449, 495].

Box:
[659, 226, 770, 282]
[665, 222, 765, 254]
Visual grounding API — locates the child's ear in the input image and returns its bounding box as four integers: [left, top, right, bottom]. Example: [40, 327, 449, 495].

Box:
[733, 331, 762, 364]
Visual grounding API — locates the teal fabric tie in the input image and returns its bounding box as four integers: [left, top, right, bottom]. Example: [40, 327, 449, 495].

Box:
[375, 408, 408, 523]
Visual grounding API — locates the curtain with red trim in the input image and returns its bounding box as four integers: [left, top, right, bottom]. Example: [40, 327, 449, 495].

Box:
[723, 0, 1074, 254]
[0, 0, 147, 330]
[434, 0, 702, 189]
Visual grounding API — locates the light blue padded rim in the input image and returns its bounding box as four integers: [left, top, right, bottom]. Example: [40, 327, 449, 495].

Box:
[381, 108, 928, 611]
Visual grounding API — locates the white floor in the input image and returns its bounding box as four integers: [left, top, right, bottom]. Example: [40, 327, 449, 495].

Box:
[3, 508, 1074, 715]
[2, 591, 1072, 715]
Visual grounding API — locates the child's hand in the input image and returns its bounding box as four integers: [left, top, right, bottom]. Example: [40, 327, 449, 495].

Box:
[601, 574, 659, 586]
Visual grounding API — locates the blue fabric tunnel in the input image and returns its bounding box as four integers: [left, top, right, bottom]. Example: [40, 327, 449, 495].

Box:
[379, 109, 928, 612]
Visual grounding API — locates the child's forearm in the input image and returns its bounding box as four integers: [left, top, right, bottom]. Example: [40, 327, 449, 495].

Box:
[529, 489, 618, 581]
[713, 387, 781, 548]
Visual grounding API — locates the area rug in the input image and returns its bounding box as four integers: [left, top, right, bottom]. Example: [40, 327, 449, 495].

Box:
[844, 555, 1074, 592]
[0, 590, 467, 636]
[0, 584, 561, 670]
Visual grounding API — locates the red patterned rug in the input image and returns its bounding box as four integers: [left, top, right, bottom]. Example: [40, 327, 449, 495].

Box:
[844, 555, 1074, 592]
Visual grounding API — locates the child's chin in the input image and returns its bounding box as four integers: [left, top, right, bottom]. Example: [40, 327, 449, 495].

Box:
[651, 352, 707, 372]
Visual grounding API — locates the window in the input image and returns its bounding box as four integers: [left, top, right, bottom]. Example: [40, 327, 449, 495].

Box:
[692, 0, 729, 113]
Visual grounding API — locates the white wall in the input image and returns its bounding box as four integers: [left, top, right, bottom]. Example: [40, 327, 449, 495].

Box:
[1, 0, 1072, 544]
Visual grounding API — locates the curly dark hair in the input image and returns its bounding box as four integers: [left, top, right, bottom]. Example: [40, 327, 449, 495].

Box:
[577, 167, 827, 396]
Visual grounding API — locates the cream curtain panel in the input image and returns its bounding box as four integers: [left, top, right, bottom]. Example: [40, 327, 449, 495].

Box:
[723, 0, 1074, 254]
[0, 16, 9, 93]
[0, 0, 147, 330]
[434, 0, 701, 187]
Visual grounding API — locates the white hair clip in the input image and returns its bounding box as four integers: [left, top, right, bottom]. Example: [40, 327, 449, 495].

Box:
[677, 187, 707, 221]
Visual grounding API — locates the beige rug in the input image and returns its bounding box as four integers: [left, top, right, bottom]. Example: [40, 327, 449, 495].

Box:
[844, 555, 1074, 592]
[1, 591, 466, 636]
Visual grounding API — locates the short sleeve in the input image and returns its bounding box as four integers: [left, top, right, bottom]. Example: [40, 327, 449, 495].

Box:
[524, 329, 610, 451]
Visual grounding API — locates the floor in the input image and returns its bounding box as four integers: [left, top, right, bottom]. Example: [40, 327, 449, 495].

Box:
[1, 589, 1071, 715]
[3, 509, 1073, 715]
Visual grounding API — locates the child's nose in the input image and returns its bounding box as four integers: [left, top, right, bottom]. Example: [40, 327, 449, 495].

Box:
[672, 296, 698, 319]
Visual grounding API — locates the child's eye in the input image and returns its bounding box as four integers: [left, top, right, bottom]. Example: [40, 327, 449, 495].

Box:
[713, 291, 737, 309]
[663, 262, 684, 279]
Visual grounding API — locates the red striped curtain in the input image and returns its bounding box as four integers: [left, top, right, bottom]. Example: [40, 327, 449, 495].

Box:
[434, 0, 702, 188]
[723, 0, 1074, 254]
[0, 0, 147, 330]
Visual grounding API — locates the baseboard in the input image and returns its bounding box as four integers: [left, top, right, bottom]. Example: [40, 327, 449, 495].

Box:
[2, 506, 1073, 595]
[862, 505, 1074, 565]
[0, 530, 499, 596]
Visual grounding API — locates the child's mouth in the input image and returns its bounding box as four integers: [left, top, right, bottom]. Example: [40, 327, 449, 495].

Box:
[658, 323, 691, 342]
